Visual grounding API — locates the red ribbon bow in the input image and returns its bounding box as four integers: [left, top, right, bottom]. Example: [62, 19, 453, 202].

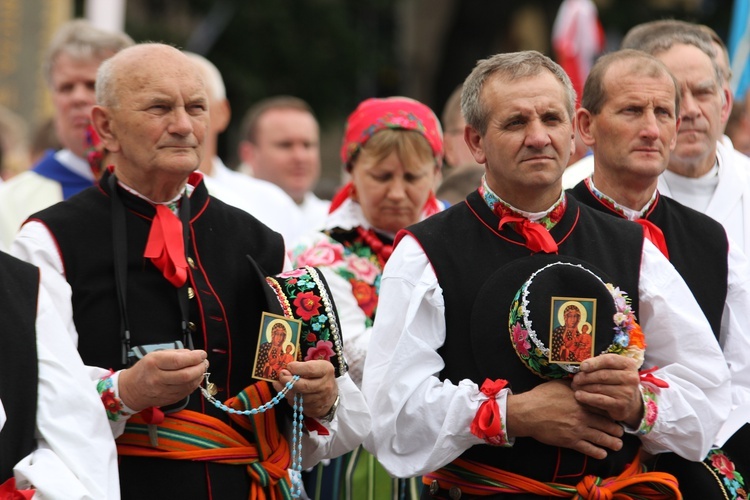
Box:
[635, 219, 670, 259]
[639, 366, 669, 388]
[498, 215, 558, 253]
[470, 379, 509, 444]
[144, 204, 188, 288]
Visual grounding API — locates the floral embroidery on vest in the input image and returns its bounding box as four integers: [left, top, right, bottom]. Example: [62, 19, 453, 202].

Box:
[706, 449, 747, 499]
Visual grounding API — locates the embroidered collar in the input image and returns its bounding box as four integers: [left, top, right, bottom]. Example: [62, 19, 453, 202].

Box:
[584, 176, 657, 221]
[479, 176, 566, 230]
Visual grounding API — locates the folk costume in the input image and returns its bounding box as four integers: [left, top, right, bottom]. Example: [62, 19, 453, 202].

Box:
[362, 179, 731, 499]
[571, 177, 750, 499]
[291, 96, 445, 500]
[0, 251, 119, 498]
[12, 169, 370, 499]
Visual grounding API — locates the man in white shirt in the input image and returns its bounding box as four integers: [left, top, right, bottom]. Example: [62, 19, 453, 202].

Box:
[238, 96, 330, 233]
[184, 53, 304, 245]
[621, 20, 750, 254]
[0, 19, 132, 249]
[0, 251, 118, 498]
[362, 50, 730, 498]
[570, 48, 750, 498]
[12, 43, 368, 499]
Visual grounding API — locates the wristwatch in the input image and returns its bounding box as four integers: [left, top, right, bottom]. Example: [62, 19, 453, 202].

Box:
[319, 394, 340, 423]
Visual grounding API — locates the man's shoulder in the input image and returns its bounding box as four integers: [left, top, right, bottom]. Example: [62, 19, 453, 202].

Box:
[718, 141, 750, 182]
[658, 194, 726, 228]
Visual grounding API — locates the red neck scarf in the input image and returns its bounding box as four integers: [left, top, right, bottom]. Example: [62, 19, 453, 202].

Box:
[497, 214, 559, 253]
[584, 178, 669, 258]
[144, 204, 188, 287]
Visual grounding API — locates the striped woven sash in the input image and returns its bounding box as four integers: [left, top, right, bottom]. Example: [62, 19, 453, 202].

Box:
[423, 455, 682, 499]
[117, 381, 293, 500]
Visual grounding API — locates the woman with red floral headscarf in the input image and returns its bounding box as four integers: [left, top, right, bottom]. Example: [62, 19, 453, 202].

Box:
[290, 96, 445, 500]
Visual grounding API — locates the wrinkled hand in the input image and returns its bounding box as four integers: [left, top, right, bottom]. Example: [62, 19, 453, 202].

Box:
[274, 361, 337, 419]
[571, 353, 643, 428]
[118, 349, 207, 412]
[507, 380, 624, 459]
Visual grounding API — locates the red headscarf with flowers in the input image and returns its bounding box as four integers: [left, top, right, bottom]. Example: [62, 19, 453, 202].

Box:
[330, 96, 444, 215]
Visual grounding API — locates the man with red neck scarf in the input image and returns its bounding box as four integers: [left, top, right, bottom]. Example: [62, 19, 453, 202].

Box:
[11, 43, 369, 500]
[362, 50, 730, 499]
[570, 48, 750, 500]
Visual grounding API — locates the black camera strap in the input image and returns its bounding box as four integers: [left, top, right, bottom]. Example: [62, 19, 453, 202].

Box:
[108, 174, 193, 366]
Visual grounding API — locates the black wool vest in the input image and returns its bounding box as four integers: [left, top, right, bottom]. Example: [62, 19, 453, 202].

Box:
[407, 191, 644, 484]
[0, 253, 38, 481]
[30, 171, 286, 499]
[571, 181, 728, 340]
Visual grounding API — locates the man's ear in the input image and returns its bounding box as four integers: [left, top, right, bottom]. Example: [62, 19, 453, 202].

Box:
[464, 126, 487, 165]
[238, 140, 256, 166]
[576, 108, 596, 148]
[91, 106, 120, 153]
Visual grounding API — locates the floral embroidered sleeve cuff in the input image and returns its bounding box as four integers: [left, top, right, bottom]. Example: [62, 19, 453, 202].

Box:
[622, 384, 659, 436]
[96, 371, 135, 422]
[470, 379, 513, 447]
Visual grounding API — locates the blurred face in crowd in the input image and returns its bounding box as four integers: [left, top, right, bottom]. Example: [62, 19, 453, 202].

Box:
[655, 43, 730, 177]
[466, 71, 574, 212]
[578, 59, 679, 199]
[244, 108, 320, 204]
[50, 52, 111, 158]
[350, 130, 438, 235]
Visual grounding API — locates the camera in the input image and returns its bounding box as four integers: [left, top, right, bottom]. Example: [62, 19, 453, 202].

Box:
[126, 340, 189, 414]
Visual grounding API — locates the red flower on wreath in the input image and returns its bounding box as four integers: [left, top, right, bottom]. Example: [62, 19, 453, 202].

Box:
[294, 291, 322, 321]
[306, 332, 317, 343]
[350, 280, 378, 318]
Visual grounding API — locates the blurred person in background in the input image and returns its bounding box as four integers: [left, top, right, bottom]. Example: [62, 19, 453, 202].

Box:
[622, 20, 750, 255]
[238, 96, 329, 233]
[290, 96, 445, 500]
[0, 19, 133, 249]
[185, 52, 304, 245]
[0, 105, 31, 183]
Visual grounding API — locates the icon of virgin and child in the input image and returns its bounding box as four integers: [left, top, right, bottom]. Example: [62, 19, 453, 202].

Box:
[550, 299, 595, 364]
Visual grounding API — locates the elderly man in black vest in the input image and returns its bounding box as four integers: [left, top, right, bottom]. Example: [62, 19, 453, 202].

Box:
[0, 251, 118, 497]
[570, 48, 750, 500]
[362, 50, 732, 499]
[11, 43, 369, 499]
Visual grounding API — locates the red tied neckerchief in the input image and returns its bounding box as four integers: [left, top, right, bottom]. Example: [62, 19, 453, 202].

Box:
[144, 204, 188, 288]
[0, 478, 33, 500]
[635, 219, 670, 259]
[470, 378, 509, 443]
[498, 215, 558, 253]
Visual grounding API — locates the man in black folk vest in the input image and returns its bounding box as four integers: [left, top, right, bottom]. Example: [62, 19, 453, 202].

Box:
[0, 251, 118, 497]
[11, 43, 369, 500]
[361, 50, 732, 499]
[569, 49, 750, 500]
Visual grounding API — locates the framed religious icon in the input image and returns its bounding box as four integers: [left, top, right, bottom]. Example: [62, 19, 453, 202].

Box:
[252, 312, 302, 383]
[549, 297, 596, 365]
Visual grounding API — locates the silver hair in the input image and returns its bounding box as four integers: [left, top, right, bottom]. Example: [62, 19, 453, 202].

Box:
[460, 50, 576, 136]
[43, 19, 133, 86]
